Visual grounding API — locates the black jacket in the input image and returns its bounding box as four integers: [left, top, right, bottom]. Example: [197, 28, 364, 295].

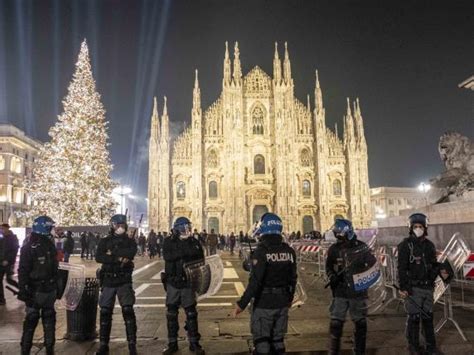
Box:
[18, 234, 58, 293]
[397, 235, 441, 292]
[163, 234, 204, 289]
[326, 237, 374, 299]
[63, 235, 75, 254]
[237, 235, 297, 310]
[96, 232, 137, 287]
[4, 232, 19, 264]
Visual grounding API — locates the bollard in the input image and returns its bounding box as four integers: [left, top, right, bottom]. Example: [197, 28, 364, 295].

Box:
[64, 277, 99, 341]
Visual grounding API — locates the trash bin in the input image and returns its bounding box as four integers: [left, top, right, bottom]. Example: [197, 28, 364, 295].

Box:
[65, 277, 99, 341]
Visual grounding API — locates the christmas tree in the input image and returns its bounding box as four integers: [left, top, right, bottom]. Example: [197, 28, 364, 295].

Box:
[27, 40, 116, 226]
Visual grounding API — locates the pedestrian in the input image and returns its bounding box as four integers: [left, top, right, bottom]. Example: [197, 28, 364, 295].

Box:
[80, 231, 88, 258]
[199, 230, 208, 256]
[1, 223, 19, 292]
[147, 229, 157, 259]
[397, 213, 452, 355]
[88, 231, 98, 260]
[157, 232, 164, 258]
[0, 231, 7, 305]
[17, 216, 59, 355]
[162, 217, 205, 355]
[326, 219, 375, 355]
[63, 231, 75, 263]
[95, 214, 138, 355]
[229, 232, 236, 256]
[138, 233, 146, 256]
[207, 229, 218, 256]
[219, 234, 225, 251]
[233, 213, 297, 354]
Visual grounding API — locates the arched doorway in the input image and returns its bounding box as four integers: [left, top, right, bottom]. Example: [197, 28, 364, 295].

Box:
[252, 205, 268, 224]
[208, 217, 220, 233]
[302, 216, 314, 234]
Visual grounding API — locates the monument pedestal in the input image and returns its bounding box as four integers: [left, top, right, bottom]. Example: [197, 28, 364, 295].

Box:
[376, 199, 474, 248]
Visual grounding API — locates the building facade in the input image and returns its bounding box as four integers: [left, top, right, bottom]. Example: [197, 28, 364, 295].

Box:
[370, 186, 427, 221]
[148, 42, 372, 234]
[0, 124, 42, 226]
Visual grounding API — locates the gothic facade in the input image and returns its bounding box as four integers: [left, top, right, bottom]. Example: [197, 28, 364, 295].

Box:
[148, 42, 371, 234]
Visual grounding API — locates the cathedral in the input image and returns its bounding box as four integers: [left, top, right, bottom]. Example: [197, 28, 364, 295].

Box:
[147, 42, 372, 234]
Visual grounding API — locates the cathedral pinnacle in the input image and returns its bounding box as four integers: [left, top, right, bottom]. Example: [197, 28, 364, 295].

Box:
[283, 42, 292, 83]
[233, 41, 242, 83]
[273, 42, 282, 84]
[315, 70, 320, 88]
[163, 96, 168, 116]
[193, 69, 201, 110]
[346, 97, 352, 116]
[314, 69, 324, 114]
[223, 41, 231, 86]
[150, 96, 160, 141]
[307, 94, 311, 111]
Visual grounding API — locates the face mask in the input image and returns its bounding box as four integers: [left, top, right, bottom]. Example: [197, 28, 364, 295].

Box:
[115, 227, 126, 236]
[413, 227, 424, 237]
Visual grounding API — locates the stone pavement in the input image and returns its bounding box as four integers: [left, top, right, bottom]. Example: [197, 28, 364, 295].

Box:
[0, 252, 473, 354]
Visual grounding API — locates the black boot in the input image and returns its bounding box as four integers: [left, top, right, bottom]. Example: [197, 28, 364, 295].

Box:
[21, 310, 40, 355]
[42, 308, 56, 355]
[189, 342, 205, 355]
[422, 313, 442, 355]
[122, 306, 137, 355]
[163, 342, 179, 355]
[406, 314, 422, 354]
[97, 307, 113, 355]
[329, 319, 344, 355]
[353, 318, 367, 355]
[185, 306, 201, 346]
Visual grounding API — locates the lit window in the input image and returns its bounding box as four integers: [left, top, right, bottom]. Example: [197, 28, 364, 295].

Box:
[0, 156, 4, 170]
[176, 181, 186, 199]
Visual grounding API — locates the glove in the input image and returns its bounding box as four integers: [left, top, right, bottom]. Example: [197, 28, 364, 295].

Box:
[18, 288, 34, 307]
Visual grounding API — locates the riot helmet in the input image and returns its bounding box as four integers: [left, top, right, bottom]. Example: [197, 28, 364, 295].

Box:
[110, 214, 128, 236]
[32, 216, 56, 236]
[252, 212, 283, 239]
[173, 217, 192, 239]
[332, 218, 355, 241]
[408, 213, 428, 237]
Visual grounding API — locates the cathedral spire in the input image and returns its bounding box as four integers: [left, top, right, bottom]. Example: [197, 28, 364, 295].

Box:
[307, 94, 311, 112]
[335, 122, 338, 138]
[232, 42, 242, 85]
[193, 69, 201, 110]
[354, 97, 366, 145]
[283, 42, 292, 84]
[223, 41, 231, 86]
[161, 96, 169, 143]
[150, 96, 160, 142]
[314, 70, 324, 114]
[273, 42, 282, 84]
[344, 97, 355, 146]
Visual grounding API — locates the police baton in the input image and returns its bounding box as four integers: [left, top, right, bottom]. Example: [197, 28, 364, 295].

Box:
[393, 284, 430, 318]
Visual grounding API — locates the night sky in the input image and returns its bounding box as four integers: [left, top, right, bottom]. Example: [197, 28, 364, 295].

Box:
[0, 0, 472, 204]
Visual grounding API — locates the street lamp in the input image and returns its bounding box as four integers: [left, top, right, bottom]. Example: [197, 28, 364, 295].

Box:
[418, 182, 431, 206]
[113, 185, 132, 214]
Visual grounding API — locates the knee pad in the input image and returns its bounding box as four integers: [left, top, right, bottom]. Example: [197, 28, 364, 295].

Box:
[100, 307, 113, 320]
[167, 305, 179, 319]
[122, 305, 135, 320]
[184, 305, 198, 320]
[354, 318, 367, 331]
[330, 319, 344, 338]
[25, 309, 40, 327]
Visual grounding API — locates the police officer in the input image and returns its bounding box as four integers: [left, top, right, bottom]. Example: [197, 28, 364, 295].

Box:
[18, 216, 59, 355]
[326, 218, 373, 355]
[398, 213, 452, 355]
[96, 214, 138, 355]
[233, 213, 297, 355]
[162, 217, 205, 355]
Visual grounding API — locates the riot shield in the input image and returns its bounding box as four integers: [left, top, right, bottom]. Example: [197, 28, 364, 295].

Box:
[434, 233, 471, 303]
[184, 255, 224, 301]
[341, 243, 387, 312]
[57, 262, 86, 311]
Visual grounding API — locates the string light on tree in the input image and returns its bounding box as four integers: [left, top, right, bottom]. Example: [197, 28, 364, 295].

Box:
[27, 39, 117, 226]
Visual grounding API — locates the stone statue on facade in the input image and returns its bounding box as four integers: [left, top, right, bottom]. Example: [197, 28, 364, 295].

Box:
[429, 132, 474, 203]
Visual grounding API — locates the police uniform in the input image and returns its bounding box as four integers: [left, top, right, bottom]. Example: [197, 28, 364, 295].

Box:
[397, 213, 451, 355]
[18, 217, 59, 355]
[162, 218, 205, 355]
[236, 213, 297, 355]
[96, 215, 138, 355]
[326, 219, 374, 355]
